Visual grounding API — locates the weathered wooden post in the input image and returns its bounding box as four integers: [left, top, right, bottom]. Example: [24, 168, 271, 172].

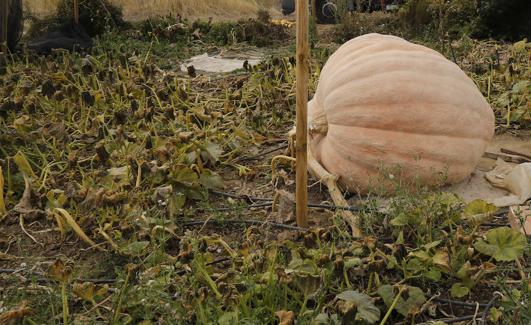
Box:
[296, 0, 309, 228]
[1, 0, 9, 52]
[73, 0, 79, 24]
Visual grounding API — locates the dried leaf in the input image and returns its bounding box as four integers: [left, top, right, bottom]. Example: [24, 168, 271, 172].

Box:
[48, 259, 71, 282]
[275, 310, 295, 325]
[73, 282, 95, 303]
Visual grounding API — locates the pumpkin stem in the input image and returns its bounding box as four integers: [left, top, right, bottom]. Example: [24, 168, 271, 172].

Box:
[308, 145, 363, 238]
[286, 127, 363, 238]
[308, 103, 328, 136]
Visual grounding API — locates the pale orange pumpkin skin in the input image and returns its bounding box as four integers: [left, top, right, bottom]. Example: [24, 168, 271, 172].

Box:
[309, 33, 495, 193]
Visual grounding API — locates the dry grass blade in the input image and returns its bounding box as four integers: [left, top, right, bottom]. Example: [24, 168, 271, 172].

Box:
[19, 214, 43, 247]
[13, 151, 35, 178]
[98, 228, 121, 251]
[52, 210, 66, 239]
[54, 208, 106, 251]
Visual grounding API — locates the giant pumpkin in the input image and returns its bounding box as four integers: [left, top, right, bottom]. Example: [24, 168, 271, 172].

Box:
[307, 33, 495, 194]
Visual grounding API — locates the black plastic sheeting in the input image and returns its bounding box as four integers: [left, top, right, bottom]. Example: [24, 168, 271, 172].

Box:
[27, 22, 93, 54]
[3, 0, 24, 52]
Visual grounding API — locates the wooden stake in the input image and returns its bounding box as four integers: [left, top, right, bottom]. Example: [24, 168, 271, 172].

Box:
[296, 0, 309, 228]
[310, 0, 316, 18]
[73, 0, 79, 24]
[1, 0, 9, 52]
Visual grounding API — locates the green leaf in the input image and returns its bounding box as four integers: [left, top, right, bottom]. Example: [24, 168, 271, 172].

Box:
[390, 213, 409, 226]
[199, 169, 224, 189]
[406, 258, 424, 274]
[398, 286, 426, 316]
[450, 283, 470, 298]
[292, 273, 321, 296]
[336, 291, 380, 324]
[409, 250, 431, 261]
[473, 227, 526, 262]
[204, 141, 223, 163]
[512, 80, 529, 93]
[344, 257, 363, 269]
[424, 268, 441, 281]
[377, 285, 395, 307]
[168, 193, 186, 217]
[121, 241, 149, 256]
[422, 240, 442, 251]
[218, 311, 238, 324]
[462, 199, 497, 225]
[171, 167, 199, 186]
[14, 151, 35, 177]
[312, 313, 340, 325]
[377, 285, 426, 317]
[432, 249, 450, 272]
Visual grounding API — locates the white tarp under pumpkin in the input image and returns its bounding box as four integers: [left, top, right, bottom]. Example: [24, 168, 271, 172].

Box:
[180, 50, 262, 73]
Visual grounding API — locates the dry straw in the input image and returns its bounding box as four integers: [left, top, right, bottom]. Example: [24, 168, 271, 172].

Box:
[23, 0, 279, 20]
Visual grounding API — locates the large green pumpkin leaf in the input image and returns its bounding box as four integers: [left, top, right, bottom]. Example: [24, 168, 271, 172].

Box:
[473, 227, 526, 262]
[336, 290, 380, 324]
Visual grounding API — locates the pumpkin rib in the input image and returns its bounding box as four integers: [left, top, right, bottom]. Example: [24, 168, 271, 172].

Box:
[323, 72, 485, 113]
[322, 126, 484, 166]
[325, 116, 489, 141]
[317, 136, 466, 190]
[323, 46, 448, 78]
[323, 36, 444, 75]
[318, 145, 474, 187]
[322, 76, 491, 120]
[325, 101, 491, 140]
[320, 52, 472, 97]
